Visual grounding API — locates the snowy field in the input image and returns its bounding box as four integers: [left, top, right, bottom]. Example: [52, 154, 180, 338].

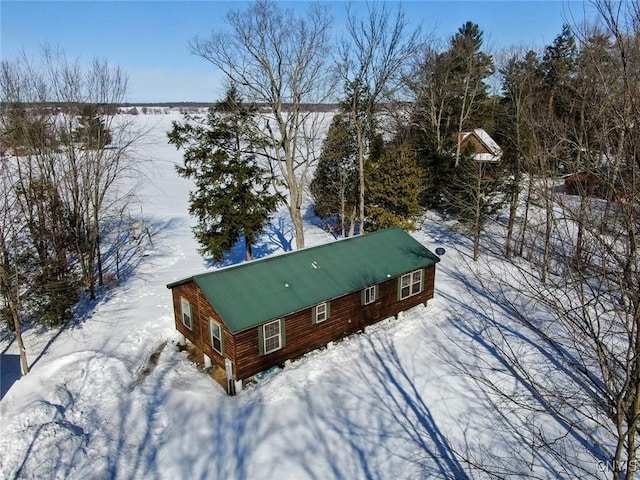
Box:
[0, 112, 608, 479]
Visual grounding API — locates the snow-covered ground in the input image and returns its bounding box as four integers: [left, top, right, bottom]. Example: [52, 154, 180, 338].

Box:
[0, 112, 608, 479]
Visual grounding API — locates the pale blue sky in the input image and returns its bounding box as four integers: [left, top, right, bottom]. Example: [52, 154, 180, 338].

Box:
[1, 1, 596, 102]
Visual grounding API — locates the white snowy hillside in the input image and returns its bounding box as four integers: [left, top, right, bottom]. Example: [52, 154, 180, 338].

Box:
[0, 111, 611, 479]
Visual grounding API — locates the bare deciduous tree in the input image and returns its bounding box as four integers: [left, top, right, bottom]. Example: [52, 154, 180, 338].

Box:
[191, 0, 333, 249]
[0, 162, 29, 375]
[1, 48, 144, 313]
[336, 2, 421, 234]
[459, 4, 640, 478]
[496, 48, 540, 259]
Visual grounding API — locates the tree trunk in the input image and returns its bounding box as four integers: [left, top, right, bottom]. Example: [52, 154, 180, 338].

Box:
[357, 122, 366, 235]
[245, 237, 253, 261]
[3, 263, 29, 375]
[517, 175, 533, 258]
[505, 181, 520, 259]
[574, 195, 587, 267]
[96, 235, 104, 287]
[473, 220, 481, 261]
[541, 187, 554, 284]
[505, 109, 523, 259]
[290, 203, 304, 251]
[348, 206, 357, 237]
[455, 132, 463, 169]
[0, 237, 29, 375]
[473, 164, 483, 261]
[626, 307, 640, 480]
[11, 305, 30, 375]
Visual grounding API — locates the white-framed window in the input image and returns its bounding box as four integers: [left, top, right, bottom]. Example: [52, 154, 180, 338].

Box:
[363, 285, 377, 305]
[399, 269, 423, 300]
[209, 319, 223, 354]
[262, 319, 282, 355]
[180, 297, 192, 330]
[314, 302, 329, 323]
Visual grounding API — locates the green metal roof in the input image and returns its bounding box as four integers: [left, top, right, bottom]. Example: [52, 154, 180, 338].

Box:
[167, 227, 439, 333]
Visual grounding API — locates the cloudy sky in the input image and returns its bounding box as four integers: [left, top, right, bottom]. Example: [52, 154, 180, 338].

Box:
[1, 1, 597, 103]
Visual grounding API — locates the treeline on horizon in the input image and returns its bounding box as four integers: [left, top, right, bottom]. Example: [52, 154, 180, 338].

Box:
[0, 101, 345, 112]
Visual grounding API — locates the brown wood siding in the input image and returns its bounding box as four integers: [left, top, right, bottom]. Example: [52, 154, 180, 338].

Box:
[171, 281, 236, 374]
[461, 134, 491, 155]
[233, 265, 436, 380]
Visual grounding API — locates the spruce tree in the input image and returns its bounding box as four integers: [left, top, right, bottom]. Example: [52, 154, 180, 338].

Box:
[19, 177, 79, 326]
[73, 104, 112, 149]
[366, 143, 423, 231]
[443, 150, 505, 260]
[405, 21, 494, 207]
[309, 113, 359, 236]
[168, 87, 281, 262]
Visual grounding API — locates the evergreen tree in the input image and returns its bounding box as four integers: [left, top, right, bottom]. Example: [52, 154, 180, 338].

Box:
[168, 88, 281, 262]
[449, 22, 495, 141]
[0, 105, 57, 154]
[540, 24, 577, 121]
[310, 113, 359, 236]
[366, 143, 423, 231]
[73, 104, 112, 149]
[573, 31, 619, 163]
[405, 21, 494, 208]
[18, 177, 79, 326]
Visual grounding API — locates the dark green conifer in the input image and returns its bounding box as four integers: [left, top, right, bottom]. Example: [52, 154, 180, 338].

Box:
[73, 104, 112, 148]
[366, 143, 423, 231]
[168, 87, 281, 262]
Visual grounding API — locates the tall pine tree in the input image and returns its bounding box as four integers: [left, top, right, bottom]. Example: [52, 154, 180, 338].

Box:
[168, 87, 281, 262]
[366, 143, 423, 231]
[406, 21, 494, 209]
[309, 113, 359, 236]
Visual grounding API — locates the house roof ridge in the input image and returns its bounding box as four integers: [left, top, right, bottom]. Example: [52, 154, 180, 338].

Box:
[171, 226, 404, 286]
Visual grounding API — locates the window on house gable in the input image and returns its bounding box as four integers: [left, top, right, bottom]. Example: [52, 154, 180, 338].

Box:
[363, 285, 377, 305]
[210, 319, 223, 354]
[263, 319, 282, 354]
[399, 269, 423, 300]
[180, 298, 192, 330]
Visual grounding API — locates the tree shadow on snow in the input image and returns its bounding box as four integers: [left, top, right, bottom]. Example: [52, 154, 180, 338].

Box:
[26, 216, 181, 371]
[99, 215, 181, 289]
[262, 212, 294, 252]
[106, 345, 273, 480]
[436, 267, 610, 478]
[276, 333, 470, 480]
[203, 211, 295, 269]
[303, 203, 329, 230]
[11, 382, 90, 479]
[204, 236, 277, 268]
[0, 353, 21, 400]
[9, 342, 274, 480]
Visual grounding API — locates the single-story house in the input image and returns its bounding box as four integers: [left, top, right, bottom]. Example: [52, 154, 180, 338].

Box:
[167, 227, 440, 394]
[457, 128, 503, 163]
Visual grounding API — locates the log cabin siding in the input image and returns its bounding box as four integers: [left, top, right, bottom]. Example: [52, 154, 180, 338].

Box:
[194, 286, 236, 369]
[233, 265, 436, 380]
[172, 282, 200, 339]
[171, 282, 235, 374]
[461, 134, 491, 155]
